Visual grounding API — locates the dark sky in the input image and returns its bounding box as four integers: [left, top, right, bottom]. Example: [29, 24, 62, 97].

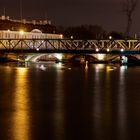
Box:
[0, 0, 140, 35]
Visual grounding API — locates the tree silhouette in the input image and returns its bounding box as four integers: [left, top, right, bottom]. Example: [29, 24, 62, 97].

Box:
[63, 25, 106, 39]
[123, 0, 138, 37]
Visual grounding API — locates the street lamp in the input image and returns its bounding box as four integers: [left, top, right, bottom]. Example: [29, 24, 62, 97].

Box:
[107, 48, 110, 52]
[36, 48, 39, 51]
[109, 36, 112, 40]
[96, 48, 99, 52]
[70, 36, 73, 39]
[121, 48, 124, 52]
[19, 30, 24, 35]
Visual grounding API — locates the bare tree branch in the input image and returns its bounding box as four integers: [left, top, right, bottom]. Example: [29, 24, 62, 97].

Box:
[122, 0, 138, 37]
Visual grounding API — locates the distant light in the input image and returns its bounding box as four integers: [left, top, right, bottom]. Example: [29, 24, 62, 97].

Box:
[60, 34, 63, 39]
[107, 48, 110, 52]
[97, 54, 105, 60]
[96, 48, 99, 52]
[36, 48, 39, 51]
[121, 48, 124, 52]
[109, 36, 112, 40]
[19, 30, 24, 35]
[70, 36, 73, 39]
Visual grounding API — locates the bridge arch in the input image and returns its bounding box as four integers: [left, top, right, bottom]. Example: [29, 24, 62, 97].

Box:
[127, 55, 140, 64]
[69, 54, 98, 63]
[25, 53, 123, 63]
[26, 54, 61, 62]
[69, 54, 122, 63]
[24, 53, 140, 64]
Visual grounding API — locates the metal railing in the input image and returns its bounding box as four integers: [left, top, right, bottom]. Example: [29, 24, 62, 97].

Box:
[0, 39, 140, 54]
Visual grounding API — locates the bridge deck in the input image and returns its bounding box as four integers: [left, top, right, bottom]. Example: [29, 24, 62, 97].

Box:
[0, 39, 140, 54]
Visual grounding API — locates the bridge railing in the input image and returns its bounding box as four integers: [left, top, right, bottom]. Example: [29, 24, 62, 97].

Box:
[0, 39, 140, 52]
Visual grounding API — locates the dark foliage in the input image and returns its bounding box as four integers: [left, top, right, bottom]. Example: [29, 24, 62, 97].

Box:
[109, 31, 125, 39]
[57, 25, 107, 39]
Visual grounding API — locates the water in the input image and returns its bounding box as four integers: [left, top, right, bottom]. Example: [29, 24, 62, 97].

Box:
[0, 62, 140, 140]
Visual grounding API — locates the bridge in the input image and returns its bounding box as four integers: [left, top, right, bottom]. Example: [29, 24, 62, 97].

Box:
[0, 38, 140, 64]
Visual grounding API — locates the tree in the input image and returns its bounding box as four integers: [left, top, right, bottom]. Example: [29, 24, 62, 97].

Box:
[109, 31, 124, 39]
[63, 25, 106, 39]
[123, 0, 138, 37]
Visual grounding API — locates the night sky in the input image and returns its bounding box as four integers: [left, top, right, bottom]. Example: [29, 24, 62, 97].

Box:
[0, 0, 140, 35]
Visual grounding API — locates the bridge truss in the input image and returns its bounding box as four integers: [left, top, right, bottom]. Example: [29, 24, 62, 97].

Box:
[0, 39, 140, 53]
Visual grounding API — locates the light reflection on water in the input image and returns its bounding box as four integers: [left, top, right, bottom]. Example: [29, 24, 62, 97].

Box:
[12, 68, 31, 140]
[117, 66, 127, 140]
[0, 63, 140, 140]
[93, 65, 103, 137]
[53, 67, 65, 140]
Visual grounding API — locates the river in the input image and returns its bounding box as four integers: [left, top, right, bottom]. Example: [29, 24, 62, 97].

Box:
[0, 62, 140, 140]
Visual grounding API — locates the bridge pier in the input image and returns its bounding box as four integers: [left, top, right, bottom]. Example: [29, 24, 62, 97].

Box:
[16, 54, 25, 62]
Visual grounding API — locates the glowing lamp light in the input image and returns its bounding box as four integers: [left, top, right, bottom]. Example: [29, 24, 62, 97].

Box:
[97, 54, 105, 60]
[70, 36, 73, 39]
[109, 36, 112, 40]
[36, 48, 39, 51]
[60, 34, 63, 39]
[107, 48, 110, 52]
[96, 48, 99, 52]
[19, 30, 24, 35]
[121, 48, 124, 52]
